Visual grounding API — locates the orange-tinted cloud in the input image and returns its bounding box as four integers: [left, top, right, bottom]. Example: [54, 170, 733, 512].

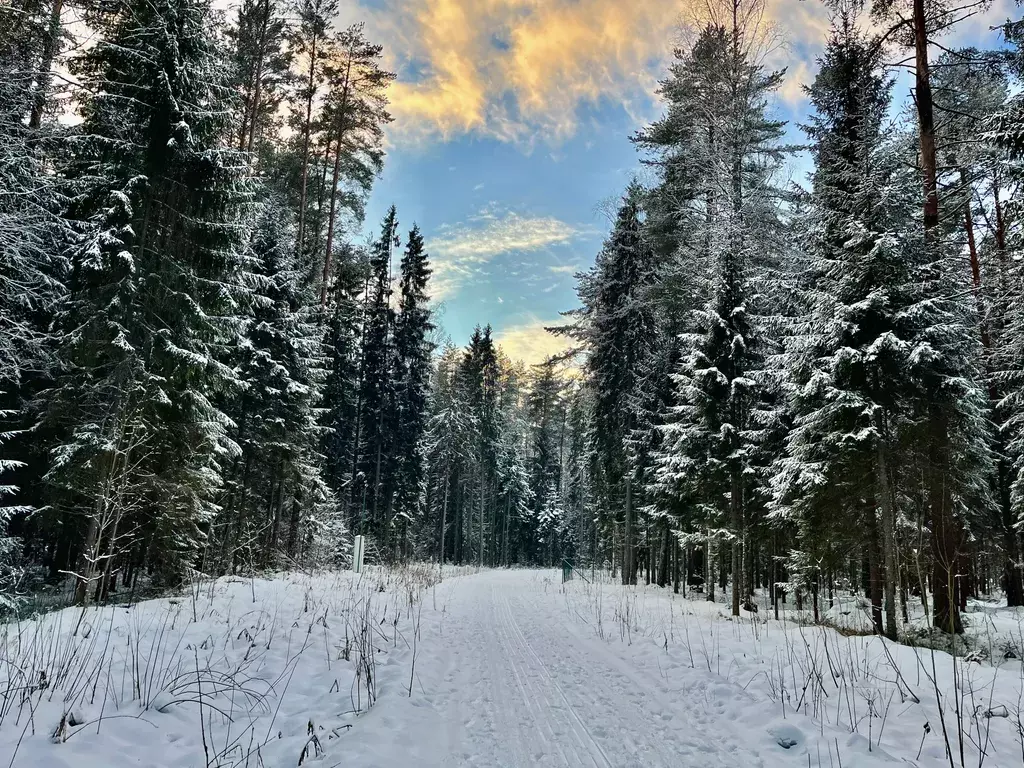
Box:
[366, 0, 846, 146]
[369, 0, 683, 146]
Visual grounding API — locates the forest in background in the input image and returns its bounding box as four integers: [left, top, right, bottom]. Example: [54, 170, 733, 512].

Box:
[3, 0, 1024, 642]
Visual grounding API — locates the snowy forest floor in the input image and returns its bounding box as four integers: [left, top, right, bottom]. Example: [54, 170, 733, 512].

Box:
[1, 567, 1023, 767]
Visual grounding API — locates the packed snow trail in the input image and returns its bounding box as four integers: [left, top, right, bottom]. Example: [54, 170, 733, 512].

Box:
[427, 570, 763, 767]
[351, 569, 898, 768]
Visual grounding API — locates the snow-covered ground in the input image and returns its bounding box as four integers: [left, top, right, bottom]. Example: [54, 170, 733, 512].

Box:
[2, 567, 1023, 767]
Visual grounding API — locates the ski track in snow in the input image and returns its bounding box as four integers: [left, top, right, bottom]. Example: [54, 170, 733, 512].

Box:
[429, 572, 769, 768]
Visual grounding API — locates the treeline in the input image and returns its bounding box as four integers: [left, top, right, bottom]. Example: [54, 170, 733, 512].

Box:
[560, 0, 1024, 636]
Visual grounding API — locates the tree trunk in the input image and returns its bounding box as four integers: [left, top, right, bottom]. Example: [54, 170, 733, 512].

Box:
[245, 0, 273, 156]
[873, 412, 899, 640]
[912, 0, 939, 234]
[623, 471, 635, 585]
[294, 30, 321, 258]
[28, 0, 63, 129]
[730, 469, 742, 617]
[865, 505, 885, 636]
[321, 60, 353, 308]
[657, 523, 670, 588]
[929, 410, 964, 634]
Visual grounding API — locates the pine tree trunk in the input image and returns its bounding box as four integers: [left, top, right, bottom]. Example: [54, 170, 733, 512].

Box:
[912, 0, 963, 636]
[244, 0, 273, 156]
[321, 62, 353, 308]
[294, 31, 320, 258]
[912, 0, 939, 234]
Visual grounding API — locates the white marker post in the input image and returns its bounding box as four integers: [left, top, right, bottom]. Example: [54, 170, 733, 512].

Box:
[352, 535, 365, 574]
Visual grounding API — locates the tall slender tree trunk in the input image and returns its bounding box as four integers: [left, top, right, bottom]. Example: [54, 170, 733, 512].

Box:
[913, 0, 963, 634]
[706, 535, 715, 602]
[622, 471, 634, 585]
[245, 0, 273, 156]
[873, 418, 899, 640]
[913, 0, 939, 234]
[657, 523, 670, 588]
[321, 61, 353, 308]
[439, 468, 450, 565]
[730, 467, 742, 617]
[295, 32, 320, 258]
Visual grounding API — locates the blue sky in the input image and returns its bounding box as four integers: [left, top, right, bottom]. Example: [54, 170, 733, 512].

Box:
[349, 0, 1014, 364]
[365, 102, 640, 361]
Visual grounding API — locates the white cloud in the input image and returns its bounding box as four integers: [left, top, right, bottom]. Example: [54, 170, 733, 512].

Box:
[426, 207, 584, 300]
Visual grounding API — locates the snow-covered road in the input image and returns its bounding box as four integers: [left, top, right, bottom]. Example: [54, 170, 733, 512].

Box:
[427, 570, 764, 768]
[347, 569, 913, 768]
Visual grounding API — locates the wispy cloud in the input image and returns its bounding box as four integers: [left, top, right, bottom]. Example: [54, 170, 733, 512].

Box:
[427, 206, 583, 300]
[548, 263, 581, 275]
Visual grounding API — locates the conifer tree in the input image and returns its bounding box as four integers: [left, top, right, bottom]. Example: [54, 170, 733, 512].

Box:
[571, 183, 657, 584]
[353, 206, 399, 549]
[318, 24, 395, 307]
[228, 0, 293, 160]
[391, 226, 433, 552]
[649, 5, 787, 616]
[770, 14, 907, 638]
[45, 0, 249, 598]
[526, 357, 565, 564]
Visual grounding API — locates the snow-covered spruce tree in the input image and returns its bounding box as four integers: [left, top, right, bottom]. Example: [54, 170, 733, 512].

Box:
[984, 21, 1024, 607]
[45, 0, 249, 600]
[928, 51, 1019, 608]
[320, 242, 369, 521]
[649, 6, 788, 616]
[629, 332, 679, 587]
[493, 393, 533, 566]
[390, 225, 433, 556]
[0, 0, 67, 578]
[770, 14, 909, 638]
[860, 0, 996, 636]
[216, 199, 330, 572]
[570, 183, 657, 584]
[526, 357, 566, 565]
[450, 326, 505, 565]
[421, 344, 474, 563]
[561, 382, 594, 568]
[352, 206, 399, 551]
